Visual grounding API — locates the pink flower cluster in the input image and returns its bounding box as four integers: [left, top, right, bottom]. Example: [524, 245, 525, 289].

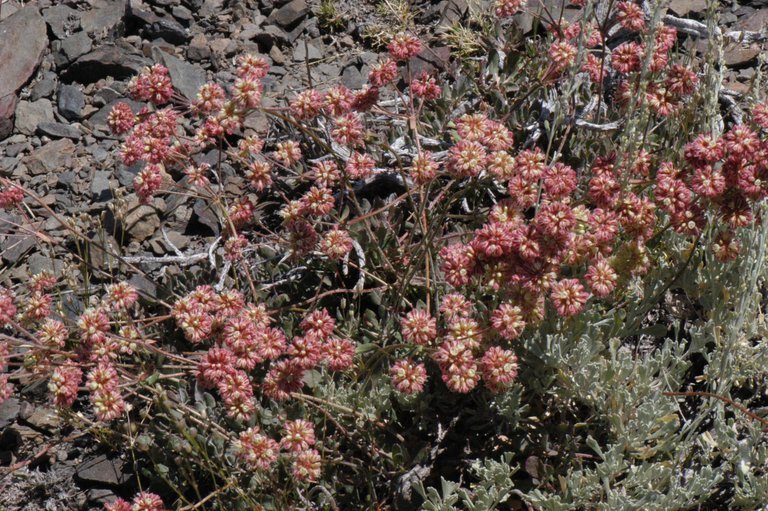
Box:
[105, 492, 165, 511]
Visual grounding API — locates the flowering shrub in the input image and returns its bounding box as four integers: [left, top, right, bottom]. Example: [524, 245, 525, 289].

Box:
[2, 0, 768, 509]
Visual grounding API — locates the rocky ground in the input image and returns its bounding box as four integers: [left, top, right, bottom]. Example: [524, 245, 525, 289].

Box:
[0, 0, 765, 509]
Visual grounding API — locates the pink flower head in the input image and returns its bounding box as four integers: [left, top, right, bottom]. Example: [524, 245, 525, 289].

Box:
[131, 492, 166, 511]
[323, 85, 354, 116]
[301, 308, 336, 340]
[369, 58, 399, 87]
[585, 258, 618, 297]
[290, 89, 323, 120]
[238, 427, 279, 470]
[281, 419, 316, 452]
[481, 346, 518, 392]
[107, 102, 135, 134]
[387, 33, 422, 61]
[346, 151, 376, 180]
[236, 54, 270, 80]
[324, 337, 356, 371]
[491, 303, 526, 340]
[129, 64, 173, 105]
[411, 151, 439, 185]
[196, 347, 235, 389]
[615, 1, 645, 31]
[390, 359, 428, 394]
[263, 359, 305, 401]
[495, 0, 526, 16]
[446, 140, 487, 178]
[292, 449, 322, 482]
[319, 228, 354, 260]
[49, 362, 82, 407]
[411, 73, 442, 100]
[550, 278, 589, 317]
[401, 309, 437, 345]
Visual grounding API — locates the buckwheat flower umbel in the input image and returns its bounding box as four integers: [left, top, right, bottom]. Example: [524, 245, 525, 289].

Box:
[447, 140, 487, 178]
[78, 307, 110, 345]
[238, 427, 279, 470]
[487, 151, 516, 181]
[752, 102, 768, 129]
[445, 317, 482, 349]
[301, 186, 335, 216]
[456, 114, 489, 141]
[439, 293, 473, 319]
[38, 319, 68, 348]
[236, 54, 270, 80]
[684, 134, 724, 166]
[319, 228, 354, 260]
[131, 491, 166, 511]
[411, 72, 442, 100]
[256, 327, 287, 360]
[491, 303, 526, 341]
[23, 292, 52, 321]
[441, 358, 479, 393]
[323, 84, 354, 116]
[301, 308, 336, 340]
[368, 58, 398, 86]
[401, 309, 438, 345]
[548, 40, 578, 70]
[185, 162, 211, 188]
[244, 160, 272, 191]
[713, 232, 740, 262]
[611, 42, 643, 73]
[495, 0, 526, 17]
[293, 449, 322, 482]
[387, 33, 422, 61]
[104, 498, 131, 511]
[550, 278, 589, 317]
[280, 419, 316, 453]
[49, 362, 82, 407]
[107, 102, 135, 134]
[483, 121, 514, 151]
[472, 221, 514, 258]
[543, 163, 577, 199]
[615, 1, 645, 31]
[105, 282, 139, 311]
[723, 124, 761, 161]
[129, 64, 173, 105]
[481, 346, 519, 392]
[439, 243, 476, 287]
[324, 337, 356, 371]
[351, 85, 380, 112]
[409, 151, 439, 185]
[390, 359, 428, 394]
[263, 359, 305, 400]
[346, 151, 376, 180]
[691, 166, 726, 198]
[92, 386, 127, 422]
[193, 82, 226, 113]
[0, 182, 24, 210]
[332, 112, 365, 147]
[0, 375, 13, 405]
[232, 77, 263, 109]
[134, 163, 164, 203]
[218, 369, 255, 421]
[585, 258, 618, 297]
[274, 140, 302, 166]
[290, 89, 323, 120]
[196, 347, 236, 389]
[310, 160, 341, 187]
[228, 196, 256, 229]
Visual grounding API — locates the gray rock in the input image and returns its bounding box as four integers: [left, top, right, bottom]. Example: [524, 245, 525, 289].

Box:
[87, 232, 121, 272]
[293, 41, 322, 62]
[0, 6, 48, 135]
[91, 171, 113, 201]
[14, 99, 54, 135]
[192, 199, 220, 235]
[172, 6, 194, 25]
[254, 24, 292, 48]
[30, 73, 58, 102]
[187, 33, 210, 61]
[80, 0, 127, 36]
[268, 0, 309, 28]
[42, 4, 80, 40]
[341, 64, 365, 89]
[668, 0, 707, 16]
[0, 398, 20, 429]
[58, 84, 86, 121]
[154, 49, 207, 101]
[61, 32, 94, 63]
[1, 234, 36, 264]
[57, 170, 78, 190]
[37, 122, 82, 140]
[22, 138, 76, 176]
[146, 18, 190, 44]
[125, 202, 161, 242]
[61, 45, 150, 84]
[27, 254, 65, 277]
[75, 455, 131, 487]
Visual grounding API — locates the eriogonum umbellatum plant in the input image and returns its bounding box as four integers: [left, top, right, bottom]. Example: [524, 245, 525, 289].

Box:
[2, 0, 768, 508]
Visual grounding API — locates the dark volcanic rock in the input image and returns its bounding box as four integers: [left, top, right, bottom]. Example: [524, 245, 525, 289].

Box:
[42, 4, 80, 40]
[0, 6, 47, 138]
[61, 45, 150, 84]
[268, 0, 309, 28]
[75, 455, 131, 487]
[22, 139, 76, 176]
[14, 99, 55, 135]
[60, 32, 94, 63]
[37, 122, 82, 140]
[80, 0, 127, 37]
[58, 84, 86, 121]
